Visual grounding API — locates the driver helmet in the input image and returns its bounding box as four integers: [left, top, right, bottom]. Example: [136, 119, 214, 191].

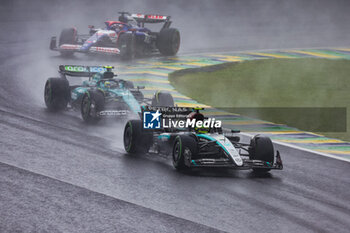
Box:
[104, 81, 111, 89]
[110, 23, 124, 31]
[195, 126, 209, 134]
[187, 111, 209, 134]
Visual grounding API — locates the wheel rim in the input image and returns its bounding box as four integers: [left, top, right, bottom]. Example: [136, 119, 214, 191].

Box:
[82, 96, 91, 119]
[44, 81, 51, 104]
[124, 125, 132, 151]
[183, 148, 191, 158]
[173, 141, 180, 162]
[172, 31, 180, 52]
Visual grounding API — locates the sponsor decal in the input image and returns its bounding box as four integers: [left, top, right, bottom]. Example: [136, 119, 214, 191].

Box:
[98, 110, 129, 116]
[63, 65, 107, 73]
[132, 14, 145, 19]
[90, 66, 107, 73]
[65, 65, 87, 72]
[147, 15, 167, 20]
[90, 47, 120, 54]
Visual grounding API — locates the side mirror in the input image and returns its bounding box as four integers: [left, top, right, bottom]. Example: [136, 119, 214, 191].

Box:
[88, 25, 95, 29]
[231, 129, 240, 133]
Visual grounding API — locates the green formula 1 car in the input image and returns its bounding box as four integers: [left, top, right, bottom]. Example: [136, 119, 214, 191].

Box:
[44, 65, 174, 123]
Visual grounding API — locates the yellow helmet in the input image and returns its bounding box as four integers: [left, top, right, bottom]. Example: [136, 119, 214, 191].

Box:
[104, 81, 111, 88]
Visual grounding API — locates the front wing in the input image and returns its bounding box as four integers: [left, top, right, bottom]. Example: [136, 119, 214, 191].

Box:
[50, 37, 120, 55]
[188, 152, 283, 170]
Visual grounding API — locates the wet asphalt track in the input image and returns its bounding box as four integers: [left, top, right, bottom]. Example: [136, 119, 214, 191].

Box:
[1, 1, 350, 232]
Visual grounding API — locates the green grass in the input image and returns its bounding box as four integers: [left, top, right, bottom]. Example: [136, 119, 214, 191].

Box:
[169, 58, 350, 141]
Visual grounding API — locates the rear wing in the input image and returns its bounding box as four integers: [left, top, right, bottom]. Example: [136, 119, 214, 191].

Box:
[59, 65, 113, 77]
[131, 13, 171, 28]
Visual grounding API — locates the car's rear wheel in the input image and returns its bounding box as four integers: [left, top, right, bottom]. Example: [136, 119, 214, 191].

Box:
[151, 91, 174, 107]
[172, 135, 198, 170]
[157, 28, 180, 56]
[81, 90, 105, 124]
[125, 80, 134, 89]
[124, 120, 153, 154]
[44, 78, 70, 112]
[130, 90, 144, 102]
[117, 33, 135, 60]
[249, 135, 274, 173]
[59, 28, 77, 56]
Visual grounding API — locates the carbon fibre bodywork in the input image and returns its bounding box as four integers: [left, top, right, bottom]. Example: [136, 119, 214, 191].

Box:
[123, 114, 283, 172]
[153, 131, 283, 170]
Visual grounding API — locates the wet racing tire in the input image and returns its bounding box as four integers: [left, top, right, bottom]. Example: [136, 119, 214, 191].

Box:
[44, 78, 70, 112]
[249, 135, 274, 173]
[123, 120, 153, 154]
[81, 90, 105, 124]
[157, 28, 180, 56]
[117, 33, 135, 60]
[58, 28, 77, 56]
[125, 80, 134, 89]
[151, 91, 174, 107]
[173, 135, 198, 170]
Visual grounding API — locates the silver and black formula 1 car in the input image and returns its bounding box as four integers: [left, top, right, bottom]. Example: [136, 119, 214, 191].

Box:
[123, 108, 283, 173]
[50, 12, 180, 59]
[44, 65, 175, 123]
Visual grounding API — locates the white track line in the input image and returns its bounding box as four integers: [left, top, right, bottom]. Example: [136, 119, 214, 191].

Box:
[240, 132, 350, 163]
[159, 47, 350, 163]
[178, 47, 350, 163]
[179, 46, 350, 56]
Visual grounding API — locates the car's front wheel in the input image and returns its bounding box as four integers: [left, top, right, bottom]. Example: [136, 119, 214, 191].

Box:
[81, 90, 105, 124]
[172, 135, 198, 170]
[249, 135, 274, 173]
